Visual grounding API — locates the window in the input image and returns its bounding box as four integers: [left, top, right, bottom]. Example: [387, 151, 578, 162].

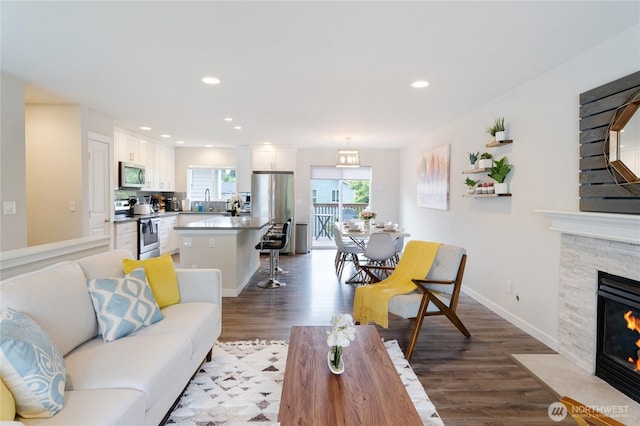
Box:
[187, 167, 236, 201]
[312, 189, 317, 203]
[331, 189, 339, 202]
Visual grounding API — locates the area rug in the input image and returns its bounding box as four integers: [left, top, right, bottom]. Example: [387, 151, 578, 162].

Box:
[167, 339, 445, 426]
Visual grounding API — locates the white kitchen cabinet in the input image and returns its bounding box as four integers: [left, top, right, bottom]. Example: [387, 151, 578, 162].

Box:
[159, 215, 179, 255]
[159, 145, 175, 191]
[114, 221, 138, 256]
[252, 146, 296, 171]
[115, 131, 142, 164]
[141, 141, 158, 190]
[136, 140, 175, 191]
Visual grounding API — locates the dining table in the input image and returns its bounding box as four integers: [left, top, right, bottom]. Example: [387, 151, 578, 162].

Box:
[334, 222, 411, 283]
[334, 222, 411, 249]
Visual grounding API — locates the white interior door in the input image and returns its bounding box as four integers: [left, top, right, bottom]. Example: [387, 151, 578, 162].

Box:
[89, 139, 110, 236]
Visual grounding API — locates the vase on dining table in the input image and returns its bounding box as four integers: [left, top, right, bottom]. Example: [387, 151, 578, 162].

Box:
[327, 346, 345, 375]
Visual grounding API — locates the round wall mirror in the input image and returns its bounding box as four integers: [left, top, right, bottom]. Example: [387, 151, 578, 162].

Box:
[609, 92, 640, 184]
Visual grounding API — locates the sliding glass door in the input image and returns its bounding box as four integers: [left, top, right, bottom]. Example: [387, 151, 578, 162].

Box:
[310, 166, 371, 248]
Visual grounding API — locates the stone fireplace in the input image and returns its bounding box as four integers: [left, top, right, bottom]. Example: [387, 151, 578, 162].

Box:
[538, 211, 640, 404]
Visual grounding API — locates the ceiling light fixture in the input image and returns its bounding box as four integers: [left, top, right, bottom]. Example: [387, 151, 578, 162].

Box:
[160, 134, 171, 138]
[234, 126, 242, 130]
[139, 126, 151, 131]
[336, 137, 360, 168]
[224, 117, 233, 122]
[202, 76, 220, 85]
[176, 141, 185, 144]
[411, 80, 430, 88]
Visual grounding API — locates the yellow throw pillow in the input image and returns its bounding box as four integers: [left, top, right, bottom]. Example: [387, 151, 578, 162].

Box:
[122, 254, 180, 308]
[1, 378, 16, 421]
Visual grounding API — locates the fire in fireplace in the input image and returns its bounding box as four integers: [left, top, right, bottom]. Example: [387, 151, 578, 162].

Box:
[623, 311, 640, 371]
[596, 271, 640, 403]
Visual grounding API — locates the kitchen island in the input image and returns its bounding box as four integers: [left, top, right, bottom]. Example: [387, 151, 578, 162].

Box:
[174, 216, 272, 297]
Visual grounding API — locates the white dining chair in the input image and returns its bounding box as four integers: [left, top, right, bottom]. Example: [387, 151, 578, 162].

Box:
[333, 225, 365, 281]
[362, 232, 397, 282]
[392, 236, 405, 266]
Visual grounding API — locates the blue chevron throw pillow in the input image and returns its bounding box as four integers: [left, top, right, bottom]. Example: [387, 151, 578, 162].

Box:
[86, 267, 163, 342]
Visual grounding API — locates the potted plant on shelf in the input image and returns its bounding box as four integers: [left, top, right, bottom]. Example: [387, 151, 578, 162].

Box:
[464, 177, 479, 194]
[478, 152, 493, 169]
[487, 156, 512, 194]
[486, 117, 506, 142]
[469, 152, 479, 169]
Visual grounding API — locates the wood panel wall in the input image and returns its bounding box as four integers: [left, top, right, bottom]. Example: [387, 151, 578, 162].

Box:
[579, 71, 640, 214]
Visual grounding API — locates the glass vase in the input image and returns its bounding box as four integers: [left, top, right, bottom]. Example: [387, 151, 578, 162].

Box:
[327, 347, 345, 375]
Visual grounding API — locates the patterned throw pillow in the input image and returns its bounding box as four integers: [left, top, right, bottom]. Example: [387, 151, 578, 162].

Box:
[0, 308, 66, 418]
[86, 267, 163, 342]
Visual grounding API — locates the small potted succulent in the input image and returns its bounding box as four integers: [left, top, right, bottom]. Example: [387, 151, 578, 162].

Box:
[487, 156, 512, 194]
[469, 152, 479, 169]
[464, 177, 479, 194]
[486, 117, 506, 141]
[478, 152, 493, 169]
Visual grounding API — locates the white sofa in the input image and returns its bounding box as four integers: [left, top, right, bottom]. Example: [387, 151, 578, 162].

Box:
[0, 249, 222, 426]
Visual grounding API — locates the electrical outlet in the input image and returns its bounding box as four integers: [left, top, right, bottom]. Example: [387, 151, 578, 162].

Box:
[208, 238, 215, 248]
[3, 201, 16, 215]
[183, 238, 192, 247]
[506, 280, 513, 294]
[69, 201, 76, 212]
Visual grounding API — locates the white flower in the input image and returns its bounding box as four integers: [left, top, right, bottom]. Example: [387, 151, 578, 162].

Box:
[229, 194, 243, 215]
[327, 313, 356, 348]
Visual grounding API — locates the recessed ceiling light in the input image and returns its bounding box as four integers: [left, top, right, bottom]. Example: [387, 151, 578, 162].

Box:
[263, 141, 272, 145]
[202, 76, 220, 85]
[234, 126, 242, 130]
[224, 117, 233, 122]
[160, 134, 171, 138]
[139, 126, 151, 131]
[411, 80, 430, 88]
[205, 144, 213, 148]
[176, 140, 185, 144]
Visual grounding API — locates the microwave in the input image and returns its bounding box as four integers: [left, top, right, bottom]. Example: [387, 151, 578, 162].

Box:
[119, 162, 146, 188]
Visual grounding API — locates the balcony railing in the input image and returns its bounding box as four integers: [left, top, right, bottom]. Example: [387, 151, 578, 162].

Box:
[312, 203, 368, 240]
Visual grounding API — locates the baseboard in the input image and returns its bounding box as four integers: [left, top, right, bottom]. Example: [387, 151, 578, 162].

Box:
[462, 287, 558, 351]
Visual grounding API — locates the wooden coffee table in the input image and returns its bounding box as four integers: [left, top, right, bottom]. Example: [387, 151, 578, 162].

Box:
[278, 325, 422, 425]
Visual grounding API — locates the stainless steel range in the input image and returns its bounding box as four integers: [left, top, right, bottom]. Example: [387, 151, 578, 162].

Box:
[138, 217, 160, 259]
[114, 200, 160, 260]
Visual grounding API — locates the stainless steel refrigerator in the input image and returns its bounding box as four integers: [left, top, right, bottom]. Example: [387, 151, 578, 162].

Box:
[251, 171, 295, 253]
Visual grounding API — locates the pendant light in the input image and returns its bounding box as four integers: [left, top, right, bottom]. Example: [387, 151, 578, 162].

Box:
[336, 137, 360, 168]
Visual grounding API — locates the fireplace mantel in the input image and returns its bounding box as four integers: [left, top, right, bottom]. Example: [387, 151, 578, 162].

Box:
[536, 210, 640, 245]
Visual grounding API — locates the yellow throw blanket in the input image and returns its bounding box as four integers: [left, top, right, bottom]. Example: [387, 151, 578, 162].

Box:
[353, 241, 441, 328]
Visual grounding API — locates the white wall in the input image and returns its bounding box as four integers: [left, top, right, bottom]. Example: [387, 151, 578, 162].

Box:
[399, 25, 640, 349]
[26, 104, 83, 245]
[0, 72, 28, 250]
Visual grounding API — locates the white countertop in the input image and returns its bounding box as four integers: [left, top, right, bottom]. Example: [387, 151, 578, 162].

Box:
[174, 216, 271, 231]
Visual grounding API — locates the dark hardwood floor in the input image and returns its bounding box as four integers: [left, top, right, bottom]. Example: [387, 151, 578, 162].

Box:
[193, 250, 573, 425]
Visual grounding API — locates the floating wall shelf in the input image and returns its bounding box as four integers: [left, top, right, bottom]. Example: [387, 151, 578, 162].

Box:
[463, 193, 512, 198]
[463, 168, 487, 174]
[485, 139, 513, 147]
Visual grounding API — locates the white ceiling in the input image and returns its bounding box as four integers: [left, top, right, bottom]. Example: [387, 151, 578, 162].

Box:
[2, 1, 638, 149]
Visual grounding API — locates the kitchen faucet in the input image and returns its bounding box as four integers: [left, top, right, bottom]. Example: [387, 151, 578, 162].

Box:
[204, 188, 210, 202]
